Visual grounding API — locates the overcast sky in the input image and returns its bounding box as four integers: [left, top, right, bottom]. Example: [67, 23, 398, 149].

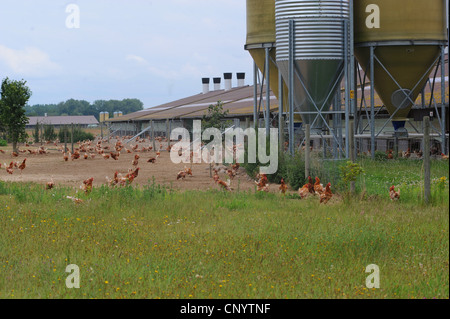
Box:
[0, 0, 252, 108]
[1, 1, 448, 110]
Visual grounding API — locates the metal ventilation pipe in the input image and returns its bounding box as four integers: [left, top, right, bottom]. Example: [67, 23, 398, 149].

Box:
[224, 73, 233, 90]
[213, 77, 221, 90]
[202, 78, 210, 94]
[237, 73, 246, 87]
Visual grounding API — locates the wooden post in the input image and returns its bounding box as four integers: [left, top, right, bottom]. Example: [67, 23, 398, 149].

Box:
[166, 119, 170, 150]
[423, 116, 431, 204]
[349, 122, 356, 193]
[305, 124, 311, 180]
[394, 135, 399, 159]
[40, 123, 43, 146]
[280, 116, 285, 153]
[64, 125, 67, 152]
[151, 120, 156, 150]
[349, 121, 355, 162]
[168, 120, 172, 149]
[71, 123, 74, 153]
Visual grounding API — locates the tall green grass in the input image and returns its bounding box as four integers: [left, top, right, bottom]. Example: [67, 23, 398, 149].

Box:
[0, 162, 448, 299]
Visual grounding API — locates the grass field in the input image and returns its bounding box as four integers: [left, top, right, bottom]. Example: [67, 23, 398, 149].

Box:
[0, 158, 448, 299]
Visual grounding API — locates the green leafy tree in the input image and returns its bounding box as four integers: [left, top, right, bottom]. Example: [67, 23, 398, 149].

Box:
[340, 161, 365, 193]
[33, 121, 41, 143]
[201, 100, 231, 132]
[0, 78, 32, 152]
[25, 98, 144, 120]
[43, 124, 57, 141]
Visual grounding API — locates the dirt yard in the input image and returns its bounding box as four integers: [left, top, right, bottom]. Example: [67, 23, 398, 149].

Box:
[0, 139, 261, 193]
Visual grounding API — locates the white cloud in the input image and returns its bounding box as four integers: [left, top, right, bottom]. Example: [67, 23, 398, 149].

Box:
[0, 45, 62, 77]
[125, 54, 148, 65]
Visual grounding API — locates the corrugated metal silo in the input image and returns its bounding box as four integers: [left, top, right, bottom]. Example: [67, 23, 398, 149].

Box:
[275, 0, 350, 132]
[246, 0, 301, 122]
[354, 0, 448, 129]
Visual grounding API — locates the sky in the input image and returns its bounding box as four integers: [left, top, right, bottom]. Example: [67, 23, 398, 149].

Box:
[0, 1, 448, 110]
[0, 0, 253, 109]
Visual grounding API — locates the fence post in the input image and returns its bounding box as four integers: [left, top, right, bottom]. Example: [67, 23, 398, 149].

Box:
[166, 119, 170, 149]
[280, 116, 285, 153]
[71, 123, 74, 153]
[305, 124, 311, 180]
[151, 120, 156, 151]
[64, 125, 67, 152]
[423, 116, 431, 204]
[349, 121, 356, 193]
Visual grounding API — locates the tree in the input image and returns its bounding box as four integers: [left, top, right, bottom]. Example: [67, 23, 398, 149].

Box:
[0, 77, 32, 152]
[43, 124, 57, 141]
[201, 100, 231, 132]
[33, 121, 41, 143]
[24, 98, 145, 120]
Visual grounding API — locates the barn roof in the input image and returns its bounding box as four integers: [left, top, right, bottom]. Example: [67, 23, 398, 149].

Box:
[27, 115, 99, 126]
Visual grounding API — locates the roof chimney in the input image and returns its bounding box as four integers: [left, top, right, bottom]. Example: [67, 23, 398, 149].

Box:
[213, 77, 221, 91]
[224, 73, 232, 90]
[202, 78, 210, 94]
[237, 73, 245, 87]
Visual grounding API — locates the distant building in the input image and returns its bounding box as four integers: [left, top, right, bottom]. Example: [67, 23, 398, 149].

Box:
[26, 115, 99, 129]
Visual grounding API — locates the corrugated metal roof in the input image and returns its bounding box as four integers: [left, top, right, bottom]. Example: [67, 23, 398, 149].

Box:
[107, 88, 229, 122]
[27, 116, 99, 126]
[109, 85, 280, 121]
[140, 85, 267, 120]
[183, 95, 280, 118]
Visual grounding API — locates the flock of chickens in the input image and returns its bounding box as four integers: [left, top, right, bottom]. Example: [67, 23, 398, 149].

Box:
[297, 176, 333, 204]
[211, 163, 334, 204]
[365, 148, 449, 160]
[1, 135, 447, 204]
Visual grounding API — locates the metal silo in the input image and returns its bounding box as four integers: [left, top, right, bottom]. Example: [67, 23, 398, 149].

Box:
[354, 0, 448, 132]
[245, 0, 301, 128]
[100, 112, 109, 122]
[275, 0, 350, 133]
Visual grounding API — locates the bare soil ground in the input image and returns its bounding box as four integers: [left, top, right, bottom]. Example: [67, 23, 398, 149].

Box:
[0, 139, 261, 193]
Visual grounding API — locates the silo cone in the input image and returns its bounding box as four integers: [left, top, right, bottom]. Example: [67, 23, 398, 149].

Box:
[275, 0, 350, 134]
[354, 0, 447, 130]
[246, 0, 302, 123]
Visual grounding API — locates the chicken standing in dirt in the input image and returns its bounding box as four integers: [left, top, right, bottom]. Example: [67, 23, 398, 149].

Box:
[256, 174, 269, 192]
[298, 176, 315, 199]
[18, 158, 26, 174]
[177, 171, 187, 180]
[218, 179, 232, 191]
[132, 154, 139, 167]
[314, 177, 324, 195]
[279, 178, 288, 195]
[126, 168, 140, 184]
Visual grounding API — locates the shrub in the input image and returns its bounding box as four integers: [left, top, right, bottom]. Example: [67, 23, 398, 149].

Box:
[340, 161, 365, 192]
[43, 124, 57, 141]
[282, 152, 306, 191]
[58, 126, 94, 143]
[242, 148, 306, 191]
[33, 123, 40, 143]
[0, 138, 7, 147]
[374, 151, 387, 161]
